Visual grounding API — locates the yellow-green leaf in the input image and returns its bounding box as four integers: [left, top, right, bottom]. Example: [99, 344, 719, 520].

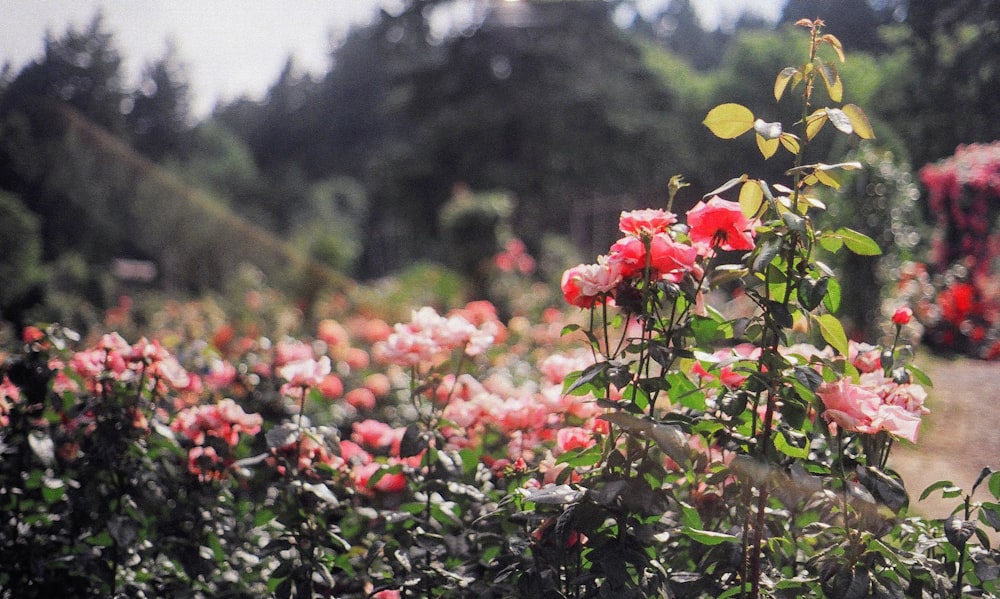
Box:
[774, 66, 799, 101]
[817, 59, 843, 102]
[703, 103, 755, 139]
[813, 168, 840, 189]
[779, 132, 800, 155]
[805, 109, 827, 140]
[815, 313, 849, 356]
[836, 227, 882, 256]
[843, 103, 875, 139]
[756, 133, 779, 159]
[739, 180, 765, 218]
[705, 175, 748, 197]
[821, 34, 845, 62]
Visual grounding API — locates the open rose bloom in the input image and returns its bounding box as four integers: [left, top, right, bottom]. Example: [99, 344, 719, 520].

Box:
[561, 205, 751, 308]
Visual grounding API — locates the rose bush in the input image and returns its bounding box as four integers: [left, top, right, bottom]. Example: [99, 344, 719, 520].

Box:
[891, 142, 1000, 358]
[3, 19, 1000, 599]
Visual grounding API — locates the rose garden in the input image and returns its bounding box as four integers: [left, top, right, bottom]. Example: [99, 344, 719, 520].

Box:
[4, 16, 1000, 599]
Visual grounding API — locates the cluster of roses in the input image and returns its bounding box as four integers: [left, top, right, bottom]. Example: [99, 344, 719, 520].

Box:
[373, 303, 504, 366]
[172, 399, 263, 481]
[560, 198, 755, 309]
[817, 337, 929, 444]
[921, 142, 1000, 274]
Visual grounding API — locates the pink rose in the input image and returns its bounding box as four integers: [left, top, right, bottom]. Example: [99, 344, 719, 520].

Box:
[618, 208, 677, 237]
[687, 195, 756, 252]
[561, 260, 622, 308]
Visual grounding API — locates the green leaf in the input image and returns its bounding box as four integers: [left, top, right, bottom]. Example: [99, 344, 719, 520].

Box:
[774, 429, 810, 459]
[705, 175, 748, 197]
[703, 103, 755, 139]
[555, 445, 603, 468]
[682, 527, 740, 545]
[835, 227, 882, 256]
[919, 480, 959, 501]
[564, 361, 609, 395]
[815, 313, 848, 356]
[753, 238, 783, 273]
[905, 363, 933, 387]
[990, 471, 1000, 500]
[823, 277, 842, 313]
[679, 502, 703, 529]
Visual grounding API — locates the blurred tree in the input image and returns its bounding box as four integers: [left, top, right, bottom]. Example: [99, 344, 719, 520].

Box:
[0, 12, 133, 269]
[628, 0, 737, 71]
[0, 191, 46, 328]
[875, 0, 1000, 167]
[0, 12, 126, 138]
[126, 41, 192, 161]
[359, 0, 679, 276]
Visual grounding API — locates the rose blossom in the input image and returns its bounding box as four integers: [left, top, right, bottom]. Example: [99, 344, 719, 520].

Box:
[561, 259, 622, 308]
[687, 195, 756, 252]
[817, 377, 922, 443]
[277, 356, 332, 397]
[892, 306, 913, 326]
[618, 208, 677, 237]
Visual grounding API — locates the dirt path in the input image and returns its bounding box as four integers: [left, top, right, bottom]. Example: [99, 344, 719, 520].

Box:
[889, 357, 1000, 520]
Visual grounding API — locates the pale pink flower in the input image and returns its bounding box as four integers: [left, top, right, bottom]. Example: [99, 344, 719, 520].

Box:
[555, 427, 596, 455]
[561, 259, 623, 308]
[277, 356, 332, 395]
[618, 208, 677, 237]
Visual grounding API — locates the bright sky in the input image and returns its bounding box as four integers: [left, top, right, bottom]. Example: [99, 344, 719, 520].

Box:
[2, 0, 784, 118]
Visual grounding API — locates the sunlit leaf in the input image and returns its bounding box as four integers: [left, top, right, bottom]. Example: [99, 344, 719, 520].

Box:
[754, 118, 782, 139]
[821, 33, 845, 62]
[518, 484, 584, 505]
[826, 107, 853, 135]
[739, 180, 765, 218]
[774, 429, 809, 459]
[842, 103, 875, 139]
[774, 66, 799, 101]
[823, 276, 842, 313]
[756, 133, 779, 159]
[682, 527, 740, 545]
[705, 175, 748, 198]
[919, 480, 961, 501]
[805, 109, 828, 140]
[29, 431, 55, 466]
[703, 103, 755, 139]
[816, 59, 843, 102]
[815, 313, 848, 356]
[835, 227, 882, 255]
[813, 168, 840, 189]
[779, 132, 800, 155]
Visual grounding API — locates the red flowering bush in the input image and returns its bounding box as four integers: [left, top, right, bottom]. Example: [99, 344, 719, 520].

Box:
[896, 142, 1000, 358]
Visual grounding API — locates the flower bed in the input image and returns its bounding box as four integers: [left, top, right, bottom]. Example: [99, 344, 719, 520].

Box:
[3, 20, 1000, 598]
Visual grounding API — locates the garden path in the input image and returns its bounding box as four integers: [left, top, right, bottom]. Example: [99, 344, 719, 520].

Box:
[890, 357, 1000, 522]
